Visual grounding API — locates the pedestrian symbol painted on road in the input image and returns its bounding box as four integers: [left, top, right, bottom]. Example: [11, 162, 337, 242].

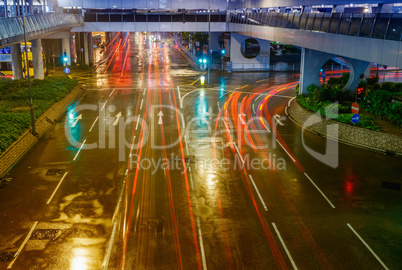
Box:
[352, 114, 360, 124]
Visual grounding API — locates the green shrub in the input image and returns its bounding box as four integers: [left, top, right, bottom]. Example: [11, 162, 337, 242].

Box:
[0, 77, 78, 154]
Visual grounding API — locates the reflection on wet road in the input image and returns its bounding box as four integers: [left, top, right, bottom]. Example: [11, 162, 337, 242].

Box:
[0, 32, 401, 270]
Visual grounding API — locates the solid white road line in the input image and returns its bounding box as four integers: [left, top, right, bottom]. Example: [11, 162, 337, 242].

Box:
[347, 224, 389, 270]
[249, 175, 268, 211]
[7, 221, 39, 269]
[304, 173, 336, 208]
[109, 88, 116, 97]
[271, 223, 298, 270]
[46, 172, 68, 204]
[73, 139, 86, 161]
[285, 107, 289, 116]
[197, 217, 208, 270]
[233, 142, 245, 164]
[276, 139, 296, 163]
[103, 221, 118, 270]
[253, 104, 256, 114]
[140, 99, 144, 110]
[181, 114, 186, 129]
[89, 116, 99, 133]
[256, 94, 263, 101]
[101, 101, 108, 111]
[177, 86, 183, 108]
[188, 167, 195, 191]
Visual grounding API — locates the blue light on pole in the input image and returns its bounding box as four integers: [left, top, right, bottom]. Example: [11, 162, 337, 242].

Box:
[221, 49, 226, 55]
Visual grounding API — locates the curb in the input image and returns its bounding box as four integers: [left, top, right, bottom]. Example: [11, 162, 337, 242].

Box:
[287, 98, 402, 157]
[0, 85, 84, 177]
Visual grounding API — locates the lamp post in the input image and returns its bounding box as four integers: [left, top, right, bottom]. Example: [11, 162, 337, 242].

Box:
[21, 0, 37, 136]
[207, 0, 211, 85]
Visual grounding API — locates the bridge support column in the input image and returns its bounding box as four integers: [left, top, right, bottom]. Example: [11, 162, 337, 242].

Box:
[229, 33, 270, 71]
[10, 43, 23, 80]
[62, 37, 72, 66]
[31, 39, 44, 79]
[300, 48, 370, 96]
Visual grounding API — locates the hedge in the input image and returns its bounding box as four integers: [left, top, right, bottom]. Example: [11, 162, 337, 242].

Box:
[0, 77, 78, 153]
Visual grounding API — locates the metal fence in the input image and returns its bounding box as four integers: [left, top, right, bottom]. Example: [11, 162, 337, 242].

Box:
[229, 12, 402, 41]
[0, 13, 84, 46]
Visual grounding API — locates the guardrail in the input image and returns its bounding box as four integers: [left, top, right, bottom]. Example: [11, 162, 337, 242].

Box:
[0, 13, 84, 46]
[229, 12, 402, 41]
[84, 11, 226, 23]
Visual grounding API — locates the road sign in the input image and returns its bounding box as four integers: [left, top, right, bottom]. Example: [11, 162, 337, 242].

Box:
[52, 53, 55, 59]
[64, 67, 70, 74]
[352, 114, 360, 124]
[351, 102, 359, 114]
[81, 48, 84, 52]
[195, 41, 200, 47]
[383, 65, 388, 70]
[321, 71, 326, 78]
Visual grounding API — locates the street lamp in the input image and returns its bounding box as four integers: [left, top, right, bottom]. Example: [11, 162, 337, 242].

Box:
[21, 0, 37, 136]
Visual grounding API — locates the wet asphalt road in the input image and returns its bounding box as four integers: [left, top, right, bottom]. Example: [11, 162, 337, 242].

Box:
[0, 32, 401, 270]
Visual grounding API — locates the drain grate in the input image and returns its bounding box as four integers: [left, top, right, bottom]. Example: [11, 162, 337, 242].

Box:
[30, 229, 61, 240]
[0, 252, 15, 261]
[138, 217, 164, 233]
[46, 169, 65, 176]
[381, 181, 401, 191]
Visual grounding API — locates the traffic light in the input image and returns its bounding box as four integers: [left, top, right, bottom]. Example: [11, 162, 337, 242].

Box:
[221, 49, 226, 55]
[63, 51, 68, 66]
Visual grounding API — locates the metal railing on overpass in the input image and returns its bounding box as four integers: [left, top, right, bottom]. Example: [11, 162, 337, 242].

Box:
[84, 11, 226, 23]
[229, 11, 402, 41]
[0, 13, 84, 46]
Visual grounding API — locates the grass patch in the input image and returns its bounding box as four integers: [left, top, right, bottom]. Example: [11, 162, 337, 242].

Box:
[0, 77, 78, 154]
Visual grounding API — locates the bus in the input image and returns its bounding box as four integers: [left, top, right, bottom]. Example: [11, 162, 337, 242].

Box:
[0, 43, 47, 78]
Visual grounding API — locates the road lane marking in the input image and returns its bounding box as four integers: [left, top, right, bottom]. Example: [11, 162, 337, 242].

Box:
[276, 139, 296, 163]
[304, 173, 336, 208]
[73, 139, 87, 161]
[7, 221, 39, 269]
[135, 118, 140, 130]
[181, 114, 186, 129]
[285, 107, 289, 116]
[177, 86, 183, 108]
[249, 175, 268, 211]
[101, 101, 108, 111]
[253, 104, 256, 114]
[347, 224, 389, 270]
[256, 94, 263, 101]
[113, 112, 122, 126]
[103, 221, 118, 270]
[89, 116, 99, 133]
[190, 78, 200, 85]
[273, 114, 284, 126]
[196, 217, 208, 270]
[188, 167, 195, 191]
[140, 99, 144, 110]
[288, 97, 296, 107]
[271, 223, 298, 270]
[46, 172, 68, 204]
[143, 88, 147, 96]
[233, 142, 245, 164]
[109, 88, 116, 97]
[185, 136, 189, 155]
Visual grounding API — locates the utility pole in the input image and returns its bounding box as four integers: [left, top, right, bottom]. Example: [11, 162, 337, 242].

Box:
[207, 0, 211, 85]
[21, 0, 37, 136]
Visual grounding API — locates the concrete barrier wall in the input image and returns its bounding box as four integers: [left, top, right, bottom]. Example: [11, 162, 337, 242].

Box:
[0, 85, 84, 177]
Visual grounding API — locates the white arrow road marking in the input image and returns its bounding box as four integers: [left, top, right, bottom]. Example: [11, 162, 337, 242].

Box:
[70, 114, 82, 128]
[239, 113, 247, 125]
[113, 112, 122, 126]
[274, 114, 284, 126]
[158, 111, 164, 125]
